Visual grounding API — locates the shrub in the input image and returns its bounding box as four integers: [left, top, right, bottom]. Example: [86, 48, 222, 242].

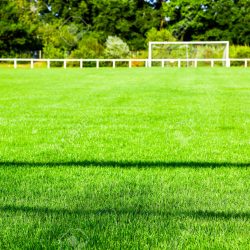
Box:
[42, 43, 64, 67]
[104, 36, 130, 59]
[230, 45, 250, 66]
[230, 45, 250, 58]
[146, 28, 176, 45]
[69, 34, 104, 67]
[42, 43, 65, 59]
[70, 35, 104, 59]
[131, 50, 148, 67]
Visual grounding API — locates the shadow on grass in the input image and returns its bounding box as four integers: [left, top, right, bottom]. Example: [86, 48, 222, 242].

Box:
[1, 204, 249, 220]
[0, 160, 249, 168]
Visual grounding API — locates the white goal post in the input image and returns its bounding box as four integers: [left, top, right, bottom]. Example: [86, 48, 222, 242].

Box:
[148, 41, 230, 67]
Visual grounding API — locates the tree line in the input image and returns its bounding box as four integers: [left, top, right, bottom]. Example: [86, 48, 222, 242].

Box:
[0, 0, 249, 58]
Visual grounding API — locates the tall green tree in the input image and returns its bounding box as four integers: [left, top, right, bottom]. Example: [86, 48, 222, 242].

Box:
[0, 0, 41, 57]
[88, 0, 162, 50]
[162, 0, 249, 44]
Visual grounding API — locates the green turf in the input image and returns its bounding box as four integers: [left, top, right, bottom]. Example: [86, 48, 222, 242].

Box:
[0, 68, 249, 249]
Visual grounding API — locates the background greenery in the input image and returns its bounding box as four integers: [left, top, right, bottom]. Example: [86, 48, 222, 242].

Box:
[0, 0, 249, 58]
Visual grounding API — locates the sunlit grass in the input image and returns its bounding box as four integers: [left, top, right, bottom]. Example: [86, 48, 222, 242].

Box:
[0, 68, 249, 249]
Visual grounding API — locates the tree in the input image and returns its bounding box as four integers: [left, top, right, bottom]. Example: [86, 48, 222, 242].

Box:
[0, 1, 41, 57]
[146, 27, 175, 45]
[162, 0, 249, 44]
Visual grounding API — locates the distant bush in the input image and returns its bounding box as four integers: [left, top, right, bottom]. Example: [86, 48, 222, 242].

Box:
[43, 43, 65, 59]
[68, 34, 103, 67]
[230, 45, 250, 58]
[146, 28, 176, 45]
[42, 43, 64, 67]
[130, 50, 148, 67]
[104, 36, 130, 59]
[70, 35, 104, 59]
[230, 45, 250, 66]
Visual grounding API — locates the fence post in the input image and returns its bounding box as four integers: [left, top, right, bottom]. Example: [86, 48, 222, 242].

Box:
[178, 59, 181, 68]
[14, 59, 17, 69]
[80, 60, 83, 69]
[47, 60, 50, 69]
[161, 60, 164, 68]
[129, 60, 132, 68]
[194, 59, 197, 68]
[112, 60, 115, 68]
[148, 59, 152, 68]
[245, 59, 247, 68]
[31, 59, 34, 69]
[64, 60, 67, 69]
[96, 60, 99, 68]
[211, 60, 214, 67]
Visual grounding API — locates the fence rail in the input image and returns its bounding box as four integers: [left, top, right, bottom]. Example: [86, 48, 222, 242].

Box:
[0, 58, 249, 69]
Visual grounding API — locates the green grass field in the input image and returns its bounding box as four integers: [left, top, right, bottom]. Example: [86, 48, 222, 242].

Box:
[0, 68, 249, 249]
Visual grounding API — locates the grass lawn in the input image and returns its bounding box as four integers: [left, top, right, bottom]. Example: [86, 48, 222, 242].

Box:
[0, 67, 249, 249]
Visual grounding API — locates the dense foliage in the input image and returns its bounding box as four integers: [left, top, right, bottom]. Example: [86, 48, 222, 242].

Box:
[0, 0, 249, 58]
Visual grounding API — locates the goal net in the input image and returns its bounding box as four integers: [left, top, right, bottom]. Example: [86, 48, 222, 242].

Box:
[148, 41, 230, 67]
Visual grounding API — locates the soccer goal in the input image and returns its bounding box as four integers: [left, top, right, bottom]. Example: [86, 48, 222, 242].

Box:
[148, 41, 230, 67]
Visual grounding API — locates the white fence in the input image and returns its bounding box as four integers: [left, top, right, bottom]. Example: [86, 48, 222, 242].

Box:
[0, 58, 249, 69]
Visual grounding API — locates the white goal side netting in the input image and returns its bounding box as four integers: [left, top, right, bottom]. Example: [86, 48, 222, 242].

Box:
[148, 41, 230, 67]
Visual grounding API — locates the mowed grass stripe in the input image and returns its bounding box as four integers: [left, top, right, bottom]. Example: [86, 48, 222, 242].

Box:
[0, 68, 249, 249]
